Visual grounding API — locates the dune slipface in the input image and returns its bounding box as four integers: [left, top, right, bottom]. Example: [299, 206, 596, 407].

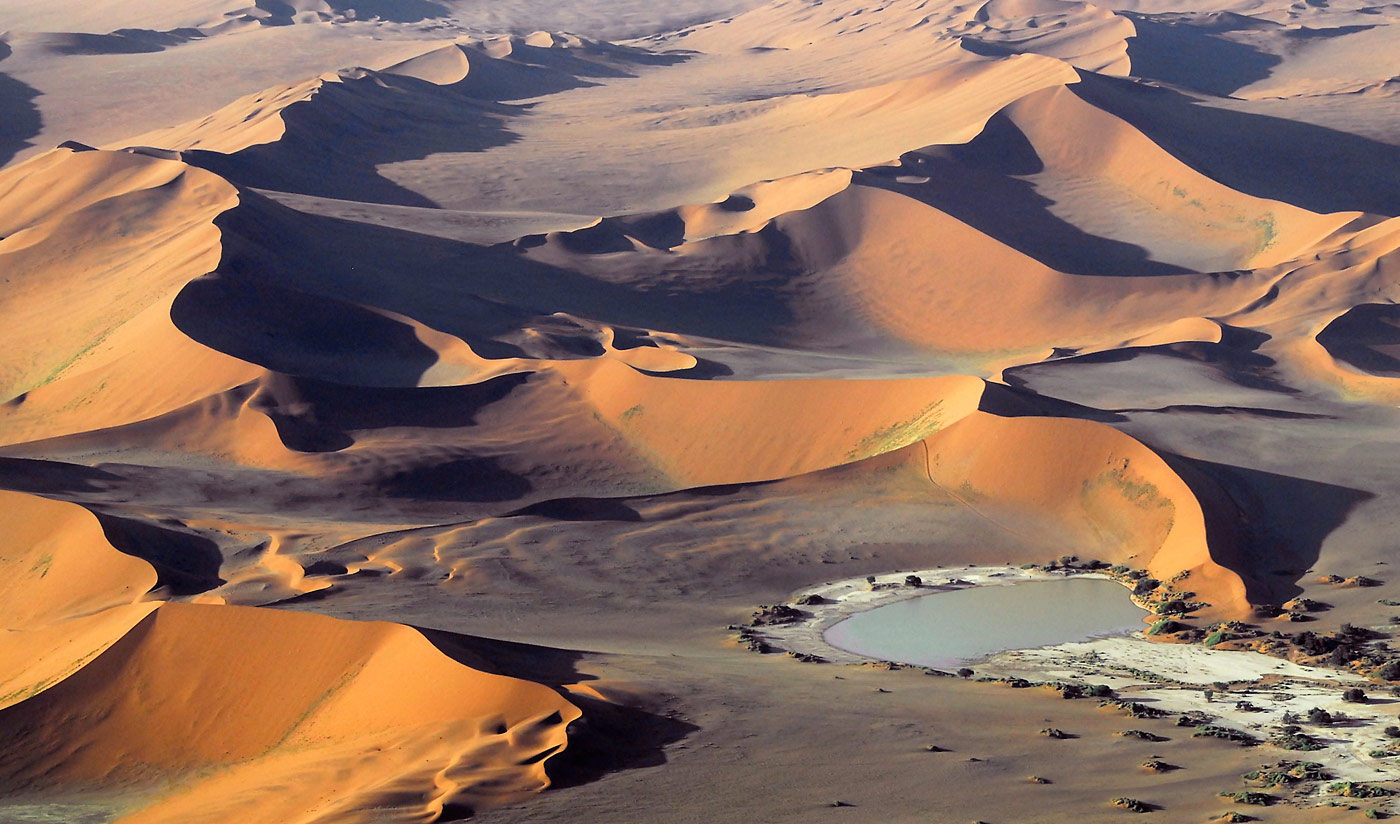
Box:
[3, 0, 1400, 821]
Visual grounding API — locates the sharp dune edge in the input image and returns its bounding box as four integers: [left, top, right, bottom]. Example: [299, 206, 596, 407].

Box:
[2, 0, 1400, 821]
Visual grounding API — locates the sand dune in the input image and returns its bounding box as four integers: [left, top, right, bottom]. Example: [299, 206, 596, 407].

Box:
[0, 147, 259, 446]
[0, 603, 580, 824]
[968, 0, 1137, 75]
[557, 358, 986, 487]
[518, 175, 1287, 370]
[922, 412, 1251, 616]
[0, 491, 159, 711]
[4, 0, 1400, 820]
[0, 492, 582, 823]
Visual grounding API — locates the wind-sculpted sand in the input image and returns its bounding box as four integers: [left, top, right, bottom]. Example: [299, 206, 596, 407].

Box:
[2, 0, 1400, 821]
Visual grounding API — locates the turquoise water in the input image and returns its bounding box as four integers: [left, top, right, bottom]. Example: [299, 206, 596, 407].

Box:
[824, 578, 1148, 668]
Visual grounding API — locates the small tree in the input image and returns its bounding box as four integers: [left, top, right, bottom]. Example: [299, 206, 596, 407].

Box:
[1344, 687, 1368, 704]
[904, 574, 922, 587]
[957, 667, 974, 679]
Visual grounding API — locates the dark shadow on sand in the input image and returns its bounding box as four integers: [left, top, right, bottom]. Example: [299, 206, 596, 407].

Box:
[507, 497, 644, 522]
[1317, 303, 1400, 377]
[1121, 12, 1282, 97]
[0, 456, 123, 495]
[0, 43, 42, 168]
[207, 189, 801, 371]
[1162, 453, 1372, 607]
[171, 274, 443, 388]
[250, 371, 531, 452]
[92, 510, 226, 595]
[185, 73, 525, 207]
[378, 456, 532, 502]
[415, 629, 699, 790]
[857, 113, 1192, 276]
[1071, 72, 1400, 216]
[184, 42, 687, 206]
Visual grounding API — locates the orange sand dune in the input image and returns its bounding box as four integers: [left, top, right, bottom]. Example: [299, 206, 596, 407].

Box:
[0, 491, 159, 711]
[0, 146, 238, 402]
[923, 412, 1250, 616]
[987, 85, 1357, 271]
[0, 492, 583, 823]
[556, 357, 986, 487]
[0, 146, 259, 445]
[0, 602, 580, 824]
[319, 404, 1250, 624]
[884, 83, 1359, 278]
[2, 359, 986, 510]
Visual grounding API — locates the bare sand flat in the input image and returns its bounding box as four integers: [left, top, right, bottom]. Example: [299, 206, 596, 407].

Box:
[3, 0, 1400, 821]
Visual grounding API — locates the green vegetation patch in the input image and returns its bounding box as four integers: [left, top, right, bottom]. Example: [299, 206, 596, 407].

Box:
[1330, 782, 1398, 799]
[846, 400, 947, 461]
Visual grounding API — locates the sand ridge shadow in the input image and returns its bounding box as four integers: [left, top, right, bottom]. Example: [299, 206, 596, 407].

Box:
[977, 380, 1128, 423]
[250, 371, 532, 452]
[1162, 452, 1373, 607]
[0, 456, 123, 495]
[186, 72, 527, 207]
[414, 628, 698, 791]
[211, 189, 801, 365]
[1004, 336, 1305, 400]
[252, 0, 449, 25]
[0, 43, 42, 169]
[171, 273, 443, 388]
[506, 497, 645, 522]
[1121, 12, 1283, 98]
[378, 456, 533, 502]
[1071, 72, 1400, 216]
[1317, 303, 1400, 377]
[184, 39, 688, 207]
[92, 510, 226, 596]
[860, 115, 1192, 277]
[21, 28, 205, 56]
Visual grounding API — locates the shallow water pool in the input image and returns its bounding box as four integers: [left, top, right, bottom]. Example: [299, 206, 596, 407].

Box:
[823, 577, 1149, 669]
